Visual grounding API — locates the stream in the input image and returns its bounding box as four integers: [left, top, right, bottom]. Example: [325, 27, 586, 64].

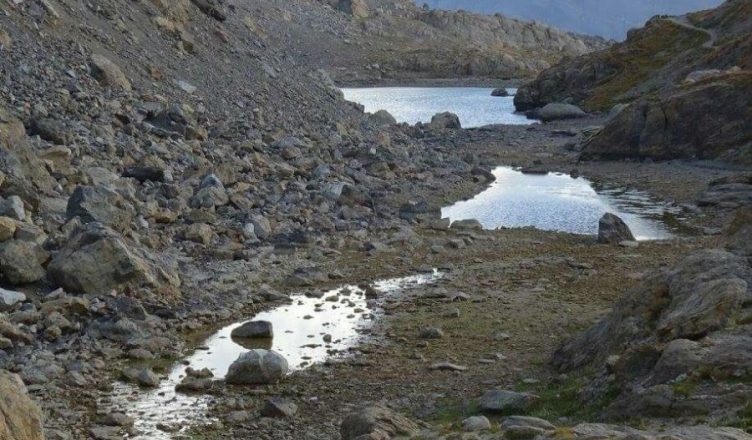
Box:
[104, 271, 443, 438]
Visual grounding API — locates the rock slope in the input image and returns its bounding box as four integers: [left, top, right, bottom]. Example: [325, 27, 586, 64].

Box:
[515, 0, 752, 162]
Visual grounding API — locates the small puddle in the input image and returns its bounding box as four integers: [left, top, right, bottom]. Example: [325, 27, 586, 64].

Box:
[442, 167, 686, 240]
[104, 271, 442, 439]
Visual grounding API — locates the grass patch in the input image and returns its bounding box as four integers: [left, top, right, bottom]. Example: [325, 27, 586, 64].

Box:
[514, 375, 621, 422]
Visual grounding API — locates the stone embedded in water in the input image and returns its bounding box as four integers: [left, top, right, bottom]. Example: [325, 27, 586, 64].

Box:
[598, 213, 636, 244]
[491, 88, 509, 97]
[231, 320, 274, 339]
[478, 390, 539, 413]
[225, 349, 288, 385]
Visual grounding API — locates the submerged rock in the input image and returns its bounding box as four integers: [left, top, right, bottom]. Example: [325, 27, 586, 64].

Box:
[225, 349, 288, 385]
[491, 88, 509, 97]
[597, 213, 635, 244]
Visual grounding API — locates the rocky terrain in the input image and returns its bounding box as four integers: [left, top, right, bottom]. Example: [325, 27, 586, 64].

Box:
[0, 0, 750, 440]
[310, 0, 607, 83]
[421, 0, 723, 40]
[515, 0, 752, 162]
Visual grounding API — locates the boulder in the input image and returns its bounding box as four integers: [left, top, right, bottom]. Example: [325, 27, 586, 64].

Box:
[337, 0, 369, 19]
[430, 112, 461, 130]
[0, 288, 25, 312]
[478, 390, 538, 414]
[66, 185, 135, 232]
[340, 405, 420, 440]
[231, 320, 273, 339]
[47, 223, 180, 294]
[0, 370, 45, 440]
[538, 103, 586, 122]
[491, 88, 510, 97]
[260, 398, 298, 418]
[225, 349, 288, 385]
[366, 110, 396, 127]
[0, 217, 17, 241]
[462, 415, 491, 432]
[184, 223, 213, 245]
[90, 54, 132, 91]
[0, 196, 25, 221]
[190, 0, 226, 21]
[597, 213, 635, 244]
[0, 240, 46, 285]
[501, 416, 556, 438]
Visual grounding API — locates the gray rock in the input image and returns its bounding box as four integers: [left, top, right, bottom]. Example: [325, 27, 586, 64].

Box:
[0, 370, 45, 440]
[462, 415, 491, 432]
[451, 219, 483, 231]
[478, 390, 538, 413]
[491, 88, 510, 97]
[340, 405, 419, 440]
[538, 103, 586, 122]
[501, 416, 556, 438]
[0, 240, 46, 285]
[260, 398, 298, 418]
[366, 110, 396, 126]
[430, 112, 462, 129]
[122, 367, 159, 387]
[47, 223, 180, 294]
[231, 320, 273, 339]
[90, 54, 131, 91]
[66, 186, 135, 232]
[597, 213, 635, 244]
[225, 349, 288, 385]
[0, 288, 25, 312]
[251, 215, 272, 239]
[0, 196, 25, 221]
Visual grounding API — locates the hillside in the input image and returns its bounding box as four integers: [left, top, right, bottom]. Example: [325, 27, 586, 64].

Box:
[515, 0, 752, 162]
[420, 0, 724, 40]
[310, 0, 608, 83]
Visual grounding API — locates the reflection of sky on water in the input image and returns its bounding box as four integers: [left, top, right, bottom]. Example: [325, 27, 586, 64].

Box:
[341, 87, 533, 128]
[442, 167, 685, 240]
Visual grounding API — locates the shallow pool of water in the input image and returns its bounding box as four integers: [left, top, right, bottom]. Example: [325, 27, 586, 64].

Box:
[341, 87, 533, 128]
[442, 167, 685, 240]
[107, 271, 442, 439]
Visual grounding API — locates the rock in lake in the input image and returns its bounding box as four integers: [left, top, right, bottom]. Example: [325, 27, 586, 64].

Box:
[225, 349, 288, 385]
[231, 320, 273, 339]
[597, 213, 635, 244]
[491, 88, 509, 97]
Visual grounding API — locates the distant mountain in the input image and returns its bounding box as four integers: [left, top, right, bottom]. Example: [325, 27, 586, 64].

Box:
[418, 0, 725, 39]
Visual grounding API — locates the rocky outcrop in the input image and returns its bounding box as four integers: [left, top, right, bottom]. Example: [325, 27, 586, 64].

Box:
[553, 248, 752, 420]
[0, 370, 45, 440]
[581, 72, 752, 162]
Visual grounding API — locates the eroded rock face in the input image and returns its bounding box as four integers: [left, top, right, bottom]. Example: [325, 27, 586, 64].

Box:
[581, 73, 752, 162]
[553, 248, 752, 419]
[47, 223, 180, 295]
[340, 405, 420, 440]
[0, 370, 45, 440]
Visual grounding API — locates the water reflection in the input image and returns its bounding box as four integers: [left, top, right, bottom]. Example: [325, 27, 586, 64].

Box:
[341, 87, 533, 128]
[106, 271, 442, 439]
[442, 167, 685, 240]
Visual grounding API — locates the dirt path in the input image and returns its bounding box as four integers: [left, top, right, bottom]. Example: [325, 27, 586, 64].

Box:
[664, 16, 718, 49]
